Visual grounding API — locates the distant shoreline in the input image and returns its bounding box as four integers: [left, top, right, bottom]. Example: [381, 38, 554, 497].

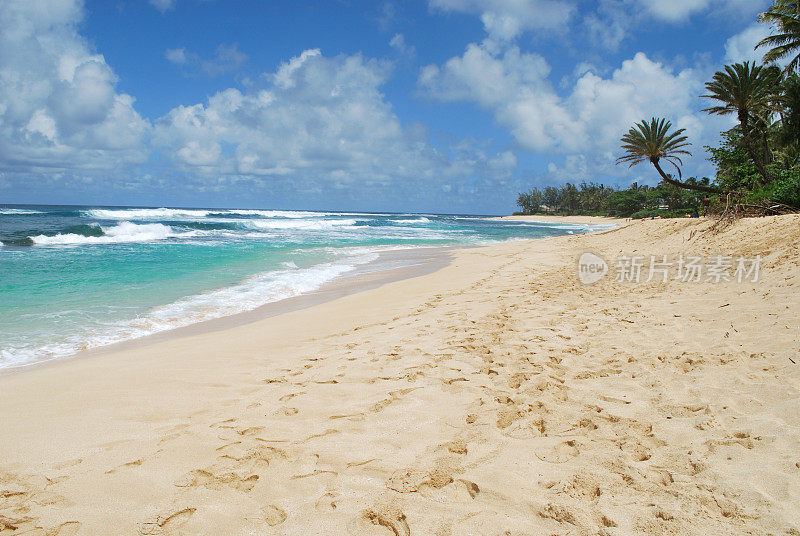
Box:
[496, 213, 624, 225]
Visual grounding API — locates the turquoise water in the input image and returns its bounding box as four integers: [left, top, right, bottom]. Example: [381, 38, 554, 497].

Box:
[0, 205, 611, 369]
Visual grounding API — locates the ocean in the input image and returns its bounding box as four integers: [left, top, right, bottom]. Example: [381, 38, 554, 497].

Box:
[0, 205, 609, 369]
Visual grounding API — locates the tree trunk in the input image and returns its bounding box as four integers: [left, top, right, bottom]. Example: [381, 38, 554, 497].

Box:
[650, 158, 726, 194]
[739, 112, 772, 183]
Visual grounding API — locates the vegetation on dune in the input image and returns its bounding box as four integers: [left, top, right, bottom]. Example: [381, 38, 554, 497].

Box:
[516, 0, 800, 219]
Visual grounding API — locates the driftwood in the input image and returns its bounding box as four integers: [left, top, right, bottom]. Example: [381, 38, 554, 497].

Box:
[707, 193, 798, 233]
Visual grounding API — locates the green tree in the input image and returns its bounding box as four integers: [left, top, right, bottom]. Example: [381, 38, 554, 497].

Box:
[516, 188, 544, 214]
[706, 129, 763, 191]
[559, 182, 580, 214]
[757, 0, 800, 73]
[605, 187, 647, 217]
[701, 62, 783, 183]
[776, 73, 800, 161]
[616, 117, 724, 194]
[578, 181, 613, 213]
[542, 186, 560, 212]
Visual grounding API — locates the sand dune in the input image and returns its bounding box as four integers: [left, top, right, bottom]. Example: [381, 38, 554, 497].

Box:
[1, 215, 799, 535]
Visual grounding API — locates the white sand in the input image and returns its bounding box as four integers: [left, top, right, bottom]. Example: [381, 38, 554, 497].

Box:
[1, 215, 799, 535]
[497, 214, 623, 225]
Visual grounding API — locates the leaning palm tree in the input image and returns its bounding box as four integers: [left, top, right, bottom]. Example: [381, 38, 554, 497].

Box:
[757, 0, 800, 73]
[701, 62, 782, 183]
[616, 117, 724, 194]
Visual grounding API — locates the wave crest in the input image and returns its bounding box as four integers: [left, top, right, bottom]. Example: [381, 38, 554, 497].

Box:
[243, 218, 359, 230]
[0, 208, 43, 215]
[30, 222, 177, 246]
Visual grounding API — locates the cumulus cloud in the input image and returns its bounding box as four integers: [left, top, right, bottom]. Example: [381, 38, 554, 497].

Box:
[0, 0, 149, 172]
[638, 0, 712, 22]
[429, 0, 575, 40]
[165, 43, 248, 77]
[420, 41, 724, 182]
[725, 24, 769, 64]
[153, 49, 516, 190]
[585, 11, 627, 51]
[582, 0, 771, 52]
[723, 23, 787, 67]
[639, 0, 768, 22]
[422, 43, 704, 153]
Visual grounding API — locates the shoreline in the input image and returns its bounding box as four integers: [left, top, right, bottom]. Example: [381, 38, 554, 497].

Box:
[0, 245, 456, 377]
[496, 214, 624, 225]
[1, 215, 798, 535]
[1, 216, 613, 377]
[1, 212, 608, 375]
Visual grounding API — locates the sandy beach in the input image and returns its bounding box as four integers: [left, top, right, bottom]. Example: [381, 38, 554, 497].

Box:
[1, 215, 799, 535]
[497, 214, 624, 225]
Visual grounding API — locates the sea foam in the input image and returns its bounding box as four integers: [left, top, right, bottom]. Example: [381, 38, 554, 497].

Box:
[0, 250, 381, 368]
[84, 207, 335, 220]
[0, 208, 43, 215]
[389, 217, 431, 224]
[84, 208, 213, 220]
[30, 222, 179, 246]
[243, 218, 360, 230]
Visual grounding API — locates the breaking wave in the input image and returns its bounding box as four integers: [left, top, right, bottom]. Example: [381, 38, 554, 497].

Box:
[30, 222, 179, 246]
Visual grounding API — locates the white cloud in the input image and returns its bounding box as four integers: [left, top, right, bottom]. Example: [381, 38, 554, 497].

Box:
[389, 33, 416, 60]
[725, 24, 766, 64]
[420, 41, 721, 182]
[0, 0, 149, 172]
[724, 23, 783, 66]
[639, 0, 711, 22]
[150, 0, 176, 13]
[429, 0, 575, 40]
[640, 0, 768, 22]
[165, 47, 187, 65]
[583, 0, 771, 53]
[153, 49, 516, 188]
[585, 13, 626, 51]
[164, 43, 248, 77]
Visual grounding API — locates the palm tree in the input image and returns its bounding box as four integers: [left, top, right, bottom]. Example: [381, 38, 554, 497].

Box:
[701, 62, 782, 183]
[616, 118, 724, 194]
[757, 0, 800, 73]
[776, 73, 800, 155]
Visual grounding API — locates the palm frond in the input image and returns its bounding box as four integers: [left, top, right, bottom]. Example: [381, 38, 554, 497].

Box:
[615, 117, 692, 171]
[701, 62, 783, 118]
[757, 1, 800, 73]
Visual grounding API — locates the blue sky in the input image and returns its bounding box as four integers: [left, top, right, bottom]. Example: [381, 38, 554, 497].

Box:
[0, 0, 776, 213]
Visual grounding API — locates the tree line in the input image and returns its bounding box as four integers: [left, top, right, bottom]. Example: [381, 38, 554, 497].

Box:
[518, 0, 800, 217]
[516, 181, 708, 218]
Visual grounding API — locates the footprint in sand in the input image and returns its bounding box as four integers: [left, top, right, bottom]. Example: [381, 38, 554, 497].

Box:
[315, 492, 341, 512]
[350, 501, 410, 536]
[262, 505, 287, 526]
[139, 508, 195, 535]
[106, 458, 144, 474]
[49, 521, 82, 536]
[439, 439, 467, 455]
[456, 479, 480, 499]
[535, 440, 581, 463]
[174, 469, 258, 492]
